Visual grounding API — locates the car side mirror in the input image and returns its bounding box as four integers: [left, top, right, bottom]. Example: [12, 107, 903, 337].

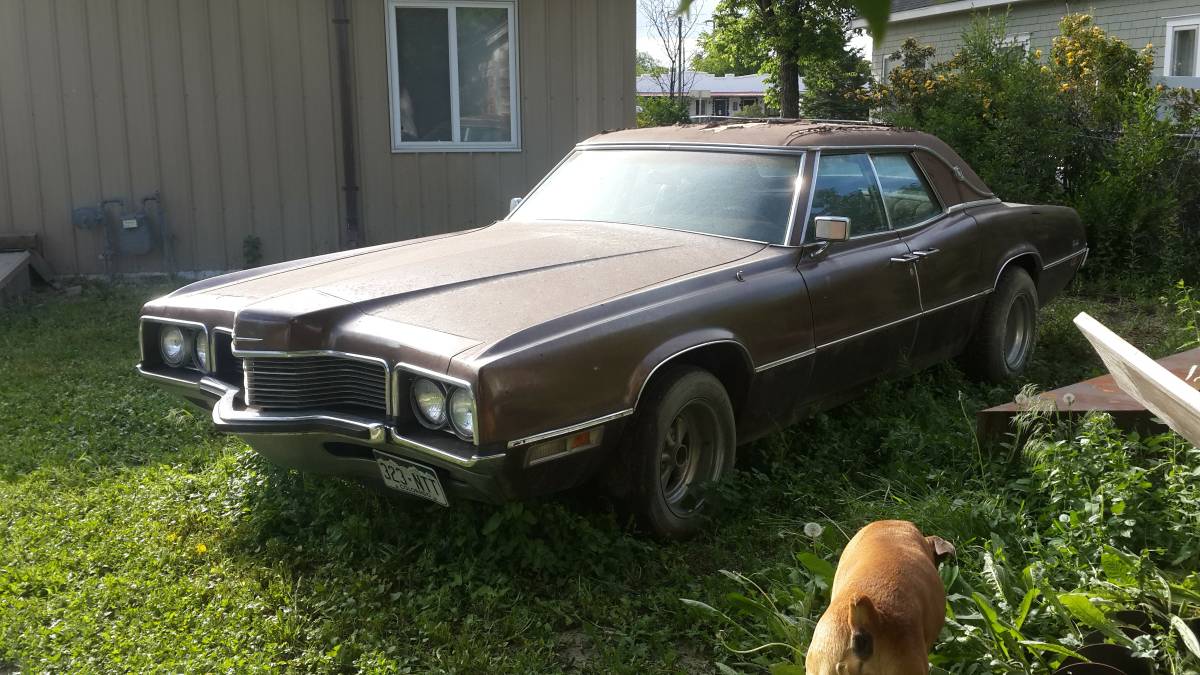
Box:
[508, 197, 524, 215]
[814, 216, 850, 242]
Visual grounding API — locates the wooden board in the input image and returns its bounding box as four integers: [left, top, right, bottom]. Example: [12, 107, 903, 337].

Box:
[1074, 312, 1200, 446]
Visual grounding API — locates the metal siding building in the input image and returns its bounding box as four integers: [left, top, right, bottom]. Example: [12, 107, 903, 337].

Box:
[0, 0, 636, 276]
[860, 0, 1200, 89]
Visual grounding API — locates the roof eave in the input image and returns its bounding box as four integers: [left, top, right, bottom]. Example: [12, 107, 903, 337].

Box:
[851, 0, 1031, 30]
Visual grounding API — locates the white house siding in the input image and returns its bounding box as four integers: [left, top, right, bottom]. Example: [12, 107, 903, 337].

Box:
[871, 0, 1200, 89]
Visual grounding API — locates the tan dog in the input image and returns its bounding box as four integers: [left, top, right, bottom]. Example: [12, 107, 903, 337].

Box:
[806, 520, 955, 675]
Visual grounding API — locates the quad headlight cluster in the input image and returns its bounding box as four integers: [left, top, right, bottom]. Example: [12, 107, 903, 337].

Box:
[410, 377, 474, 441]
[157, 323, 209, 371]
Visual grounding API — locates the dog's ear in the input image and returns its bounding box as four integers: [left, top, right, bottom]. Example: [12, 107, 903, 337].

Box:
[926, 535, 956, 564]
[848, 597, 876, 660]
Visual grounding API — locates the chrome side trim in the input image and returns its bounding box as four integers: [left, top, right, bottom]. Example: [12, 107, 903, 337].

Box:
[393, 362, 479, 446]
[633, 339, 756, 409]
[388, 429, 502, 467]
[507, 408, 635, 449]
[781, 153, 809, 247]
[864, 153, 893, 231]
[921, 289, 992, 315]
[754, 348, 816, 373]
[818, 312, 922, 350]
[993, 251, 1043, 289]
[946, 198, 1001, 214]
[1043, 247, 1088, 269]
[796, 150, 822, 244]
[140, 315, 211, 373]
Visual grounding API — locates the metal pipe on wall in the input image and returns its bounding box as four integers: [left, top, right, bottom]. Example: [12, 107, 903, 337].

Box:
[333, 0, 362, 249]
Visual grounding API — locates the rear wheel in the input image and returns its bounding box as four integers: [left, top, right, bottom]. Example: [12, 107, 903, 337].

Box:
[961, 266, 1039, 382]
[622, 366, 736, 540]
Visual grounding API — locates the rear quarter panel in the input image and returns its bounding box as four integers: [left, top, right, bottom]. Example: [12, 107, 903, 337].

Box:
[968, 202, 1085, 304]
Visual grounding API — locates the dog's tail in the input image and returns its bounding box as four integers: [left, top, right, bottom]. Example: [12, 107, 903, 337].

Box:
[848, 596, 877, 660]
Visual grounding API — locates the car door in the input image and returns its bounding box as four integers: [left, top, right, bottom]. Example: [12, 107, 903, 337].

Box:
[796, 152, 923, 396]
[871, 152, 988, 365]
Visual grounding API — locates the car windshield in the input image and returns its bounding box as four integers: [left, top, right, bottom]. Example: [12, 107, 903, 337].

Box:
[511, 149, 803, 244]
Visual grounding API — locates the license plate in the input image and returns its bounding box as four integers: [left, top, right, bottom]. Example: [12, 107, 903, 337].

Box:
[373, 452, 448, 507]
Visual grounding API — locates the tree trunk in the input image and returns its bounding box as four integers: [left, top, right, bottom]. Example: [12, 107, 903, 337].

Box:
[778, 52, 800, 118]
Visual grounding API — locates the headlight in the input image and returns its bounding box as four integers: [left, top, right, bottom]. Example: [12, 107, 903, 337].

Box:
[193, 334, 209, 371]
[411, 378, 447, 427]
[160, 325, 188, 366]
[448, 387, 474, 439]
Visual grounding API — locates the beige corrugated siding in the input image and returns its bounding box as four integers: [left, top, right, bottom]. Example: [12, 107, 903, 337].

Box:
[0, 0, 636, 275]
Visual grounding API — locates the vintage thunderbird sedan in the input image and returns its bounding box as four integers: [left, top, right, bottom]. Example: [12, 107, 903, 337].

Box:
[138, 121, 1087, 538]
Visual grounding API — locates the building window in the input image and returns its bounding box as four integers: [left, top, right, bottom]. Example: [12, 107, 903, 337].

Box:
[386, 0, 521, 152]
[1166, 16, 1200, 76]
[1001, 32, 1031, 52]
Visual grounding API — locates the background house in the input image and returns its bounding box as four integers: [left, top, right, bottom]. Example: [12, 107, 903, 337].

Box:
[0, 0, 636, 277]
[636, 70, 782, 116]
[857, 0, 1200, 89]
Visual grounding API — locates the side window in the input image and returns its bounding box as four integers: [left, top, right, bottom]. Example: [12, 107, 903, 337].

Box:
[871, 153, 941, 228]
[807, 154, 888, 239]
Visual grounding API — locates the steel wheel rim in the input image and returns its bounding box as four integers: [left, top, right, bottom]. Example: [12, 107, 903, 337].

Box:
[1004, 294, 1034, 370]
[659, 398, 723, 518]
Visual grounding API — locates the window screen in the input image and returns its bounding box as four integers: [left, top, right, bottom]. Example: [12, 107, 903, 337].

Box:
[1173, 27, 1197, 76]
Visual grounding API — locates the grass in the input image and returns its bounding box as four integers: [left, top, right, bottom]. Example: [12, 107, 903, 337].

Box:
[0, 280, 1195, 672]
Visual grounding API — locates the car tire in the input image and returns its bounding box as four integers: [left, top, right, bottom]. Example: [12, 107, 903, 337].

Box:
[961, 266, 1039, 383]
[622, 366, 736, 540]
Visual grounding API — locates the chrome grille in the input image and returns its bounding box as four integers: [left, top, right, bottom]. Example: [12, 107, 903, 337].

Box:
[243, 355, 388, 415]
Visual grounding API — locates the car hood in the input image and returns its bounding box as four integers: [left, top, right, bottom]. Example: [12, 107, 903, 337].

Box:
[166, 220, 765, 368]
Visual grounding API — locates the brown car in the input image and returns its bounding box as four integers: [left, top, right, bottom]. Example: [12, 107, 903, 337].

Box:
[138, 121, 1087, 538]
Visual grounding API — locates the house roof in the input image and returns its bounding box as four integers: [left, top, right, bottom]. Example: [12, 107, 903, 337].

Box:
[851, 0, 1032, 28]
[636, 71, 771, 97]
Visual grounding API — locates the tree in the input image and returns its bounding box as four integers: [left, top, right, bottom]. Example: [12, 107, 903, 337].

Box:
[679, 0, 894, 44]
[694, 0, 854, 118]
[691, 10, 770, 76]
[636, 51, 667, 76]
[639, 0, 705, 101]
[798, 47, 873, 119]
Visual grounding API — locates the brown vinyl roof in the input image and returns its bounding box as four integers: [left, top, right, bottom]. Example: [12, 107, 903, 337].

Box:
[580, 120, 994, 202]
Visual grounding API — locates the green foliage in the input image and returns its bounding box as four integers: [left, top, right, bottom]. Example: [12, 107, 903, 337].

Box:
[798, 47, 873, 120]
[1165, 280, 1200, 350]
[733, 102, 768, 118]
[637, 96, 693, 127]
[677, 0, 893, 43]
[637, 51, 667, 76]
[873, 16, 1200, 283]
[0, 280, 1194, 671]
[696, 0, 855, 116]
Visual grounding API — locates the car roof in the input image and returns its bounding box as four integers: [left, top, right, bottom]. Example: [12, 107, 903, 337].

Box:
[579, 120, 994, 204]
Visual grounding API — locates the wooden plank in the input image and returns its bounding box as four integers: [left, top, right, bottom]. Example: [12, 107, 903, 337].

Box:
[353, 0, 394, 246]
[0, 1, 45, 250]
[268, 0, 313, 262]
[209, 0, 254, 269]
[298, 0, 339, 255]
[24, 0, 79, 275]
[1074, 312, 1200, 446]
[55, 0, 106, 274]
[179, 0, 229, 270]
[0, 233, 38, 252]
[239, 0, 284, 262]
[147, 0, 196, 272]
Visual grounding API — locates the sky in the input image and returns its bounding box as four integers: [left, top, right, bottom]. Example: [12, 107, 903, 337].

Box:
[635, 1, 873, 71]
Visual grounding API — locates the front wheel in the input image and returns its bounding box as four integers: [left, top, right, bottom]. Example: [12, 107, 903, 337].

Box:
[622, 366, 736, 540]
[961, 266, 1039, 382]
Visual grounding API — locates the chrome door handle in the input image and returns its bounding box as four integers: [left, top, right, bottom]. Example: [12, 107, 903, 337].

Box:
[890, 254, 920, 264]
[911, 248, 940, 258]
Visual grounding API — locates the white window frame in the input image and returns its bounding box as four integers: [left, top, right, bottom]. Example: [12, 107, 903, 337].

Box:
[385, 0, 522, 153]
[1002, 32, 1031, 51]
[1164, 15, 1200, 77]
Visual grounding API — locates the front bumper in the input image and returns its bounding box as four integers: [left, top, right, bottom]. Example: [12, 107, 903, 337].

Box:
[137, 365, 614, 503]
